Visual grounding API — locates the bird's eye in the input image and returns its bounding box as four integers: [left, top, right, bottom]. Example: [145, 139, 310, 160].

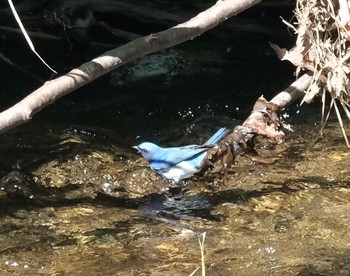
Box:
[142, 149, 148, 153]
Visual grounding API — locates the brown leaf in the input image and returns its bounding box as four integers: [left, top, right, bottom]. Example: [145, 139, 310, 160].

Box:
[269, 42, 288, 60]
[270, 43, 314, 71]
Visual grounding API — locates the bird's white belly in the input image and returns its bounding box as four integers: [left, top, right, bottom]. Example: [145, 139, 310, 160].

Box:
[161, 161, 198, 182]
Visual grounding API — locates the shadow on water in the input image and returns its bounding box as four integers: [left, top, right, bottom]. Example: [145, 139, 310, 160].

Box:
[297, 249, 350, 276]
[1, 169, 348, 219]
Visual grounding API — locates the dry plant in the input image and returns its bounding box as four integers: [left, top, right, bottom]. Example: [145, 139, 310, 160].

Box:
[190, 232, 206, 276]
[272, 0, 350, 147]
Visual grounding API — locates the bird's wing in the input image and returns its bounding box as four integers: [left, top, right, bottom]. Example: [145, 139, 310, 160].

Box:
[149, 145, 209, 172]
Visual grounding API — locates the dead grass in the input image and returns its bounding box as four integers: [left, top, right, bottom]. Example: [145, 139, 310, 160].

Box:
[276, 0, 350, 146]
[190, 232, 206, 276]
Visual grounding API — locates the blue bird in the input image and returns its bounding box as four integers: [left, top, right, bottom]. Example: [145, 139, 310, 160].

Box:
[133, 128, 230, 182]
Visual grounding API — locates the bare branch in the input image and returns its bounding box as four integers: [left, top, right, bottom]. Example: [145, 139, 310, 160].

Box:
[0, 0, 261, 134]
[205, 72, 313, 169]
[270, 71, 312, 107]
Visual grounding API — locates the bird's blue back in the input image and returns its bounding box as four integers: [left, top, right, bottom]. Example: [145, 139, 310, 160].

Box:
[135, 127, 230, 181]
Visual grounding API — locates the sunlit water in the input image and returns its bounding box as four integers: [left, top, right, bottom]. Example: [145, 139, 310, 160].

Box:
[1, 3, 349, 275]
[0, 97, 349, 276]
[0, 121, 350, 275]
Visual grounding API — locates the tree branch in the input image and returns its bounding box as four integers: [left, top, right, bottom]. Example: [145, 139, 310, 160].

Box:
[205, 72, 313, 169]
[0, 0, 261, 134]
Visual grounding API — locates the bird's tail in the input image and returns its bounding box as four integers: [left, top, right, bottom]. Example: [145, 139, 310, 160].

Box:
[204, 127, 230, 145]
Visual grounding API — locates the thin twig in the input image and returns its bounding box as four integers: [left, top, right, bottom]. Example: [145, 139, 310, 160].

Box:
[333, 99, 350, 147]
[7, 0, 57, 74]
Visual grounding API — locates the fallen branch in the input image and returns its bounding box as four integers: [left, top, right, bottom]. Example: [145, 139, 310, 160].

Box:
[205, 71, 312, 169]
[0, 72, 314, 201]
[0, 0, 261, 134]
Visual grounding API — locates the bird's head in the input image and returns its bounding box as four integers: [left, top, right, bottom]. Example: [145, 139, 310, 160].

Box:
[133, 142, 160, 160]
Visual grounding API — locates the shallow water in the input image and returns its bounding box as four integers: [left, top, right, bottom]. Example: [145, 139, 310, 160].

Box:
[0, 101, 349, 276]
[1, 3, 350, 275]
[0, 126, 349, 276]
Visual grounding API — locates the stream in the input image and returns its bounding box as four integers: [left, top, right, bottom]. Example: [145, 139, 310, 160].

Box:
[0, 2, 349, 275]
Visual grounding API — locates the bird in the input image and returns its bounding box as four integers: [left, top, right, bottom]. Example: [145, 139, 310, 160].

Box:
[133, 127, 230, 182]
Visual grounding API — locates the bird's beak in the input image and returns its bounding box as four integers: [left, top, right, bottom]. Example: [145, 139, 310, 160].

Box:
[132, 146, 140, 153]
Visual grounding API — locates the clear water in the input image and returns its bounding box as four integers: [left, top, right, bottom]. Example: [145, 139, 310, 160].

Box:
[0, 3, 349, 275]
